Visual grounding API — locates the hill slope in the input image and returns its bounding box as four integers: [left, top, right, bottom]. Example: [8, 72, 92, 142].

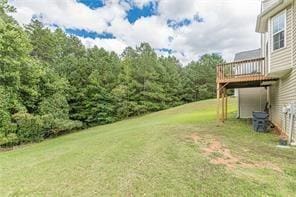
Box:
[1, 99, 296, 196]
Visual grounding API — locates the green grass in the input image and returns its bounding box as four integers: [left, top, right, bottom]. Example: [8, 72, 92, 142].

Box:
[1, 98, 296, 196]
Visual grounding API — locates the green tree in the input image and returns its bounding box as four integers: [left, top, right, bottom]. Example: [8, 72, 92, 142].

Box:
[159, 56, 184, 107]
[0, 2, 225, 146]
[113, 50, 138, 118]
[182, 54, 224, 102]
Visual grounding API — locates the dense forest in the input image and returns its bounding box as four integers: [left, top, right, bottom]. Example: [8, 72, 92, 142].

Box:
[0, 1, 224, 146]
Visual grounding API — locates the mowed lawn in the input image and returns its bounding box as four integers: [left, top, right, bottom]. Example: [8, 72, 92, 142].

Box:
[1, 99, 296, 196]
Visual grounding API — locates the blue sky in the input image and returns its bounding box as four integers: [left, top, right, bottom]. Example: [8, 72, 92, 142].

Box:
[67, 0, 202, 40]
[126, 1, 158, 23]
[66, 28, 115, 39]
[75, 0, 202, 37]
[10, 0, 261, 64]
[78, 0, 105, 9]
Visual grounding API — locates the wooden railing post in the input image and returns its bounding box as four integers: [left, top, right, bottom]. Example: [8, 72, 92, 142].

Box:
[216, 57, 266, 83]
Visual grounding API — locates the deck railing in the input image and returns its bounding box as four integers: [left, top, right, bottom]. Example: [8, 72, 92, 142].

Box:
[216, 57, 267, 82]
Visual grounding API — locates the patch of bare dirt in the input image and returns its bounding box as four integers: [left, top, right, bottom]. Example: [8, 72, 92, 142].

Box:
[186, 133, 282, 172]
[202, 139, 240, 169]
[187, 133, 201, 143]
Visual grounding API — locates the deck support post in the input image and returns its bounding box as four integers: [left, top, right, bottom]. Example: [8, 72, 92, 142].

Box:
[217, 83, 220, 121]
[221, 87, 225, 122]
[225, 89, 228, 120]
[216, 84, 228, 123]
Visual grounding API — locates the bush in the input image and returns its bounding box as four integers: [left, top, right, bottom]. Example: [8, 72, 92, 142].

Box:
[0, 108, 18, 146]
[12, 112, 47, 142]
[12, 112, 82, 142]
[51, 119, 83, 135]
[0, 133, 18, 146]
[0, 109, 13, 134]
[38, 93, 70, 119]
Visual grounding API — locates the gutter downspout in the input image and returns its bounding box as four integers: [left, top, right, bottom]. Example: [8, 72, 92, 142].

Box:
[288, 103, 295, 145]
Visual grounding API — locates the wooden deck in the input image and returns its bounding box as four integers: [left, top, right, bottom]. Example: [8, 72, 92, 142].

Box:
[216, 57, 278, 122]
[216, 57, 275, 85]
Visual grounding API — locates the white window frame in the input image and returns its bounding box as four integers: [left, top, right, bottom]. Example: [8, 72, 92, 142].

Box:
[267, 20, 271, 73]
[271, 10, 286, 52]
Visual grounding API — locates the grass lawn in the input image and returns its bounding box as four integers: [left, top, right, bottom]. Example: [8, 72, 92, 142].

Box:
[1, 98, 296, 196]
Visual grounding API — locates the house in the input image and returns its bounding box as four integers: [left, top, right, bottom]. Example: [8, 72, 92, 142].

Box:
[216, 0, 296, 145]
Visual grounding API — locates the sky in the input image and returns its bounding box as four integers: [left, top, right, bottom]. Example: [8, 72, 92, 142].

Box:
[9, 0, 262, 64]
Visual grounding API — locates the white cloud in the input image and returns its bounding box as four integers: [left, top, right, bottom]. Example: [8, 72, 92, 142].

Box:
[80, 37, 128, 54]
[111, 16, 173, 48]
[10, 0, 125, 31]
[158, 0, 199, 20]
[133, 0, 156, 8]
[9, 0, 261, 64]
[9, 5, 35, 24]
[159, 0, 261, 62]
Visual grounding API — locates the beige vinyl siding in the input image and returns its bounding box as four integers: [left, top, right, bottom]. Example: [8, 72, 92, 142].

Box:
[268, 2, 296, 143]
[270, 69, 296, 140]
[270, 82, 280, 126]
[269, 6, 293, 73]
[238, 88, 267, 119]
[292, 0, 296, 143]
[263, 0, 280, 11]
[270, 69, 296, 123]
[294, 0, 296, 65]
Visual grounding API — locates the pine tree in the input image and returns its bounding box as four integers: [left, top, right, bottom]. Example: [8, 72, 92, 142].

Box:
[0, 2, 225, 145]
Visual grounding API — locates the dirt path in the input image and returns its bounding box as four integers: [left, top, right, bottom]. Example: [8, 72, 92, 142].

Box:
[187, 133, 282, 172]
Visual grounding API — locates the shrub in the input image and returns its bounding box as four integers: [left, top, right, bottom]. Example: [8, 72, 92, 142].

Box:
[0, 108, 18, 146]
[12, 113, 82, 139]
[12, 112, 44, 142]
[38, 93, 70, 119]
[0, 133, 18, 146]
[51, 119, 83, 135]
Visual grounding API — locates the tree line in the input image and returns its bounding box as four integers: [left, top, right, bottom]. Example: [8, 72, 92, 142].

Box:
[0, 2, 224, 146]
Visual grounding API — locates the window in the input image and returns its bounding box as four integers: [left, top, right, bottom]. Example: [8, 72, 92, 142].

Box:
[272, 11, 286, 51]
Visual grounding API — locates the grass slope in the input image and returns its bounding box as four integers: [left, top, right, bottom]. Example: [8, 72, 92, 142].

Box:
[1, 99, 296, 196]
